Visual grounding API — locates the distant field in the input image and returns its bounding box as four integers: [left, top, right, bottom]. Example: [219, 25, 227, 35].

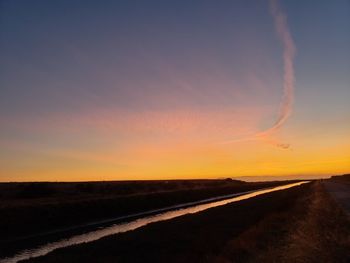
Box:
[22, 181, 350, 263]
[0, 179, 293, 257]
[329, 174, 350, 184]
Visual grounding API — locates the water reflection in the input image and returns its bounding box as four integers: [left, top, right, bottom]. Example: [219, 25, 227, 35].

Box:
[0, 181, 309, 263]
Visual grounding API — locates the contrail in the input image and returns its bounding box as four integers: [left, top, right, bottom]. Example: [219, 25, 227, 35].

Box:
[259, 0, 296, 136]
[224, 0, 296, 149]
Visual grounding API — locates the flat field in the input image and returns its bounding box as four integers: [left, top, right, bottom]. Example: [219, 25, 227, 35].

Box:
[22, 181, 350, 263]
[0, 179, 290, 257]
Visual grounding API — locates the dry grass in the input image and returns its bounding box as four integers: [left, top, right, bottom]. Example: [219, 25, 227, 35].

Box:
[215, 182, 350, 263]
[277, 182, 350, 263]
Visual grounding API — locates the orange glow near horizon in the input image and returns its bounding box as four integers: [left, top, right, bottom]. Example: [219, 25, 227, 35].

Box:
[1, 108, 349, 182]
[1, 1, 349, 182]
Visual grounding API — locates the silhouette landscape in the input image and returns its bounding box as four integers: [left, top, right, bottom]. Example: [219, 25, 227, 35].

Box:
[0, 0, 349, 262]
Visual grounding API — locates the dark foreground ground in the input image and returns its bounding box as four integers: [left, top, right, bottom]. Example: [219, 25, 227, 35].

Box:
[324, 175, 350, 214]
[0, 179, 291, 256]
[21, 178, 350, 263]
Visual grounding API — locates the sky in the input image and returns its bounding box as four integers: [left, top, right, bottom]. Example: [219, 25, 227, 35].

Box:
[1, 0, 349, 182]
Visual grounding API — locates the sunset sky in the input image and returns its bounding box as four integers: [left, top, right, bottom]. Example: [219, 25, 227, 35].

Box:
[1, 0, 349, 182]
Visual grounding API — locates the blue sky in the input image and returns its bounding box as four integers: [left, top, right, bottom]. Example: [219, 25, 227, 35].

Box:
[0, 0, 349, 181]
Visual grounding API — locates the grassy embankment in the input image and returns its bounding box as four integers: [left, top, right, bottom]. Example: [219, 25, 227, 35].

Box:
[215, 181, 350, 262]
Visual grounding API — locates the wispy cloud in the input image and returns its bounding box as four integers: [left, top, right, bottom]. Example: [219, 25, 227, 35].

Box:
[224, 0, 296, 149]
